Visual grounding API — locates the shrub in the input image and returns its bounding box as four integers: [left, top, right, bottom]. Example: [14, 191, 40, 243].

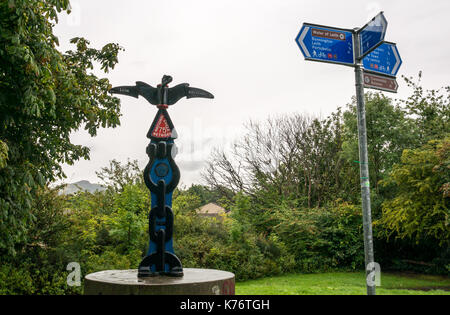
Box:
[272, 201, 365, 272]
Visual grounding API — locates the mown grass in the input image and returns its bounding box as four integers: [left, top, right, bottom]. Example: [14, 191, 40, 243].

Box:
[236, 272, 450, 295]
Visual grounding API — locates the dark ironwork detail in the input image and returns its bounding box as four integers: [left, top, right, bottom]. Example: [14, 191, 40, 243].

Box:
[110, 75, 214, 277]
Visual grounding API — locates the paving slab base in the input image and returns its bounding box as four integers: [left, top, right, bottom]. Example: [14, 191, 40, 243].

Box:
[84, 268, 235, 295]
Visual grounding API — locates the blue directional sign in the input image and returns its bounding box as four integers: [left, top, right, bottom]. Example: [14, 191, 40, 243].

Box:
[359, 12, 388, 57]
[296, 24, 354, 66]
[362, 42, 402, 77]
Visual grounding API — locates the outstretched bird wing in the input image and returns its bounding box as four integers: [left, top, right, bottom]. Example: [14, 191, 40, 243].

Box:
[136, 81, 159, 105]
[167, 84, 214, 105]
[110, 82, 159, 105]
[186, 87, 214, 100]
[109, 85, 140, 98]
[111, 81, 214, 106]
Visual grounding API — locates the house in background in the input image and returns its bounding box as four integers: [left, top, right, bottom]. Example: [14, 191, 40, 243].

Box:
[197, 203, 226, 218]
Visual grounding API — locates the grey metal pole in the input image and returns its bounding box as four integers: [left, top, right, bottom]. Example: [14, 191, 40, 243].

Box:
[353, 29, 376, 296]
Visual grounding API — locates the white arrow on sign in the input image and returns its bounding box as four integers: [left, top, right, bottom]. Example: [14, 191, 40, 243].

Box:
[299, 26, 311, 57]
[391, 44, 401, 76]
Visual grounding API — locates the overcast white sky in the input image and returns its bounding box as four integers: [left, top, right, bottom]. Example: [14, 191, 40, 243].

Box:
[54, 0, 450, 187]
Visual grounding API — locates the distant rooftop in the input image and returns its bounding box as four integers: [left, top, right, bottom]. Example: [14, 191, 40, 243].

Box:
[197, 203, 226, 217]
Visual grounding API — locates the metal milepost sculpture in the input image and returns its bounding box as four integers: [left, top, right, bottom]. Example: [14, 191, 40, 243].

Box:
[110, 75, 214, 278]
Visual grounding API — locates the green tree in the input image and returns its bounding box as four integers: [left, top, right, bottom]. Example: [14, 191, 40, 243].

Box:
[184, 184, 221, 205]
[377, 138, 449, 246]
[272, 200, 364, 271]
[0, 185, 82, 295]
[402, 72, 450, 144]
[342, 92, 415, 193]
[108, 184, 149, 253]
[203, 112, 346, 209]
[0, 140, 7, 168]
[0, 0, 123, 254]
[96, 159, 143, 193]
[172, 189, 202, 215]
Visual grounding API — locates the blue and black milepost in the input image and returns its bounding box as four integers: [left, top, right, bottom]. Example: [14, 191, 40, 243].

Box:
[110, 75, 214, 277]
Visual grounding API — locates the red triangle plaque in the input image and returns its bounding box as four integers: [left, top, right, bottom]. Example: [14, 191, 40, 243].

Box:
[151, 114, 172, 138]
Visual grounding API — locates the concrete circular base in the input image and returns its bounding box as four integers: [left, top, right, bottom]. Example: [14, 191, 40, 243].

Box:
[84, 268, 235, 295]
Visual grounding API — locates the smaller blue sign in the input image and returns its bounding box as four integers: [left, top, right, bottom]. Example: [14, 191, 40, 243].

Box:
[296, 24, 354, 66]
[362, 42, 402, 77]
[359, 12, 388, 57]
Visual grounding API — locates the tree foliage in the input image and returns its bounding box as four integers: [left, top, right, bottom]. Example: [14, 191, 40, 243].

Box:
[342, 93, 416, 193]
[401, 72, 450, 145]
[108, 184, 149, 253]
[0, 0, 123, 254]
[203, 112, 346, 209]
[96, 159, 143, 193]
[202, 73, 449, 273]
[377, 138, 449, 246]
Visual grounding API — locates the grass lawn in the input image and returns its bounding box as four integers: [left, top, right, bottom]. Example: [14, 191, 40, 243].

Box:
[236, 272, 450, 295]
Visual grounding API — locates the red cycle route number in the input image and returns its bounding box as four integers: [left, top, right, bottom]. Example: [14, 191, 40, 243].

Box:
[152, 114, 172, 138]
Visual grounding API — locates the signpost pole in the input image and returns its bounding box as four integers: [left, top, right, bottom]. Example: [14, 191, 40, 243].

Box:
[353, 29, 376, 296]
